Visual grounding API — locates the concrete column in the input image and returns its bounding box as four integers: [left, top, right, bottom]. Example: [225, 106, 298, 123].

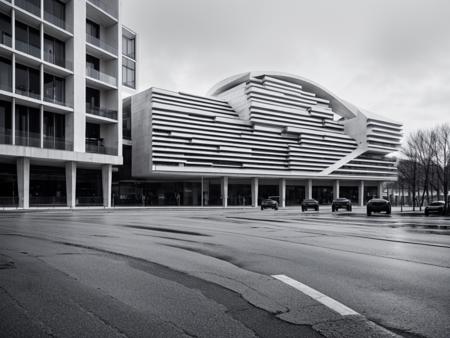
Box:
[17, 158, 30, 209]
[306, 179, 313, 199]
[359, 180, 365, 206]
[279, 178, 286, 208]
[251, 177, 259, 207]
[221, 176, 228, 208]
[333, 180, 340, 200]
[65, 162, 76, 208]
[378, 182, 384, 199]
[102, 164, 112, 208]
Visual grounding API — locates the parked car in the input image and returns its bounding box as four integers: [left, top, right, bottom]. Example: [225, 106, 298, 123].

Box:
[425, 201, 445, 216]
[332, 198, 352, 212]
[366, 198, 391, 216]
[261, 199, 278, 210]
[301, 199, 319, 212]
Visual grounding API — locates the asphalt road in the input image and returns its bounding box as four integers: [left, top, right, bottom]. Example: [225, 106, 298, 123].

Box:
[0, 207, 449, 338]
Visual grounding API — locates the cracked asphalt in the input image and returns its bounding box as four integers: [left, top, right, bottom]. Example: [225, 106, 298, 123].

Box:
[0, 207, 449, 337]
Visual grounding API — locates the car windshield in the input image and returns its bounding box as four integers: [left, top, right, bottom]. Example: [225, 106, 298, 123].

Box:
[304, 199, 316, 202]
[336, 198, 348, 201]
[430, 202, 444, 206]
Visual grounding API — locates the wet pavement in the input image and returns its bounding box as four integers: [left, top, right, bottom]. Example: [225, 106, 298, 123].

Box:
[0, 207, 449, 337]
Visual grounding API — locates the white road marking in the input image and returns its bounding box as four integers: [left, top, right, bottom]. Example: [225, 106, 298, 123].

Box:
[272, 274, 359, 316]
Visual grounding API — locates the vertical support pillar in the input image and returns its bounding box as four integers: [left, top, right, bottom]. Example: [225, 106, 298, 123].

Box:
[221, 176, 228, 208]
[251, 177, 259, 208]
[17, 158, 30, 209]
[201, 176, 204, 207]
[279, 178, 286, 208]
[359, 180, 365, 206]
[102, 164, 112, 208]
[65, 162, 76, 208]
[378, 182, 384, 199]
[306, 179, 313, 199]
[333, 180, 340, 200]
[40, 106, 44, 148]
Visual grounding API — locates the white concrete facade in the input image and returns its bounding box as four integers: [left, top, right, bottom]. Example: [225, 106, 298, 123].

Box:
[0, 0, 135, 208]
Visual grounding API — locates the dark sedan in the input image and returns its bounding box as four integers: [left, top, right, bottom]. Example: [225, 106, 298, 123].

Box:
[301, 199, 319, 212]
[425, 201, 445, 216]
[367, 198, 391, 216]
[332, 198, 352, 212]
[261, 199, 278, 210]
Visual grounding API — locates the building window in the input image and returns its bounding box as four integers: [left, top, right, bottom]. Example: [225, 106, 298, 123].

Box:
[86, 87, 100, 108]
[0, 100, 12, 144]
[15, 105, 40, 147]
[43, 111, 66, 150]
[15, 0, 41, 17]
[16, 64, 40, 99]
[122, 98, 131, 140]
[86, 19, 100, 39]
[122, 57, 135, 88]
[44, 35, 65, 68]
[44, 0, 66, 30]
[122, 35, 135, 59]
[0, 12, 12, 47]
[44, 73, 65, 105]
[15, 21, 40, 58]
[0, 57, 12, 92]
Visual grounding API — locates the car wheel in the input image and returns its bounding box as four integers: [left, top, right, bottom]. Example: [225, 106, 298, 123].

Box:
[387, 207, 391, 215]
[301, 207, 305, 212]
[332, 206, 335, 212]
[275, 206, 278, 211]
[424, 209, 429, 216]
[316, 206, 319, 211]
[261, 206, 264, 210]
[347, 206, 352, 212]
[367, 209, 372, 216]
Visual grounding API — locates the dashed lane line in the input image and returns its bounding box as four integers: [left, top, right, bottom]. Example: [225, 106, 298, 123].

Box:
[272, 274, 359, 316]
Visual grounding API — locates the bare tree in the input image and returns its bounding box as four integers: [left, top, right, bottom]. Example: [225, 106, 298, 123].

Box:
[433, 124, 450, 214]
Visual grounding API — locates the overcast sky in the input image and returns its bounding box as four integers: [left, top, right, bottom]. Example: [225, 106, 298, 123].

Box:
[123, 0, 450, 138]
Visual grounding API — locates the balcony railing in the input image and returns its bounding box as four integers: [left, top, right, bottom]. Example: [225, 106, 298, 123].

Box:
[44, 95, 71, 108]
[0, 130, 12, 145]
[16, 87, 41, 100]
[1, 32, 12, 47]
[86, 33, 117, 56]
[86, 66, 117, 86]
[15, 131, 41, 147]
[15, 0, 41, 17]
[15, 39, 40, 58]
[87, 0, 118, 19]
[86, 103, 117, 120]
[44, 136, 72, 151]
[0, 81, 12, 92]
[44, 11, 72, 32]
[44, 50, 73, 70]
[85, 138, 117, 155]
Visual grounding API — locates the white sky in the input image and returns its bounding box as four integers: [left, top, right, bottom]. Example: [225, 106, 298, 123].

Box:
[122, 0, 450, 137]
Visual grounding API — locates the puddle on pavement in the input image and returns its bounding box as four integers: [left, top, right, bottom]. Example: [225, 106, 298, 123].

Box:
[123, 224, 210, 236]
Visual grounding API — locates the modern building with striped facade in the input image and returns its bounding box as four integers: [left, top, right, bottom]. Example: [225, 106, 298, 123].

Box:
[115, 71, 403, 207]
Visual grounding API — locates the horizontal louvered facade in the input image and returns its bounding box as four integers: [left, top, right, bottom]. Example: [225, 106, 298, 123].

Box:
[130, 72, 402, 180]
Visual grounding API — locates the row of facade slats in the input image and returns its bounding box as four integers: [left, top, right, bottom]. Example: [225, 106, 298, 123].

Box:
[366, 118, 403, 153]
[150, 79, 356, 170]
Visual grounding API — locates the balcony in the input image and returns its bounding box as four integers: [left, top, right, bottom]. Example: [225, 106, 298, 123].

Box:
[0, 129, 12, 144]
[44, 50, 73, 70]
[16, 87, 40, 100]
[87, 0, 118, 19]
[86, 66, 117, 87]
[44, 10, 72, 32]
[0, 80, 12, 93]
[86, 33, 117, 56]
[44, 136, 72, 151]
[15, 131, 41, 147]
[15, 39, 40, 58]
[15, 0, 41, 17]
[44, 95, 71, 108]
[85, 138, 117, 155]
[1, 31, 12, 47]
[86, 103, 117, 120]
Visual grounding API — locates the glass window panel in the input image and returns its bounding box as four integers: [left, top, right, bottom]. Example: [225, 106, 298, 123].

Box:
[29, 68, 40, 97]
[15, 64, 28, 94]
[0, 57, 11, 91]
[28, 26, 40, 58]
[0, 12, 12, 46]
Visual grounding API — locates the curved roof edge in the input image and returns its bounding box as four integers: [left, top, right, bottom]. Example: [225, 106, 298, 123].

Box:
[207, 71, 362, 119]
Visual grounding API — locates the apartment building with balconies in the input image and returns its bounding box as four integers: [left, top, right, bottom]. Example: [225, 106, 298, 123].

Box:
[0, 0, 135, 208]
